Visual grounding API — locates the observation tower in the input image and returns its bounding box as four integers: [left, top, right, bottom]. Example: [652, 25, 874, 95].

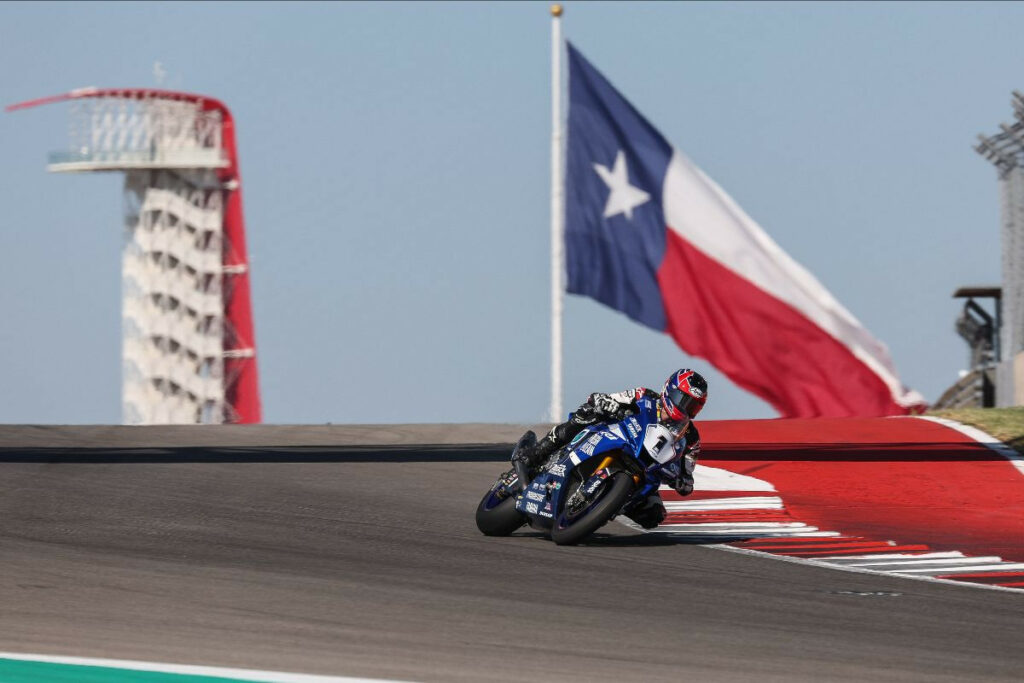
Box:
[7, 88, 261, 424]
[975, 90, 1024, 406]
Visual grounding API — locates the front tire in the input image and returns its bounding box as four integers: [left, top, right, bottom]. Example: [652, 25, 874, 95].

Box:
[550, 471, 633, 546]
[475, 476, 526, 536]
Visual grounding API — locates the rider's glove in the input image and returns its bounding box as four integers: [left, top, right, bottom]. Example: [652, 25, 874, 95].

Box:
[590, 393, 627, 420]
[673, 474, 694, 496]
[673, 454, 697, 496]
[571, 403, 599, 425]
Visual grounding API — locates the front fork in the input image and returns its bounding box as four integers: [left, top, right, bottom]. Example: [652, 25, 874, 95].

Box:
[566, 454, 642, 514]
[590, 454, 643, 487]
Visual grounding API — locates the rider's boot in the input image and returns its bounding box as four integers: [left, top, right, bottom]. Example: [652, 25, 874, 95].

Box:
[511, 430, 538, 468]
[527, 432, 558, 466]
[624, 494, 667, 529]
[517, 413, 595, 470]
[517, 427, 569, 470]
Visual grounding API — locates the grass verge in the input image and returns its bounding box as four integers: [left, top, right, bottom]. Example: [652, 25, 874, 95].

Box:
[927, 407, 1024, 455]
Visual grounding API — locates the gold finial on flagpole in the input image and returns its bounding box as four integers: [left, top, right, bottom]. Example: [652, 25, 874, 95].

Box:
[550, 4, 563, 17]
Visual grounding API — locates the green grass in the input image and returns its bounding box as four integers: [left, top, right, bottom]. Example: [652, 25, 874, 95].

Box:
[927, 406, 1024, 454]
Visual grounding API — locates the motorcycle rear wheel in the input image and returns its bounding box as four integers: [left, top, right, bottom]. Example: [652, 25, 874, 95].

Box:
[550, 471, 633, 546]
[475, 474, 526, 536]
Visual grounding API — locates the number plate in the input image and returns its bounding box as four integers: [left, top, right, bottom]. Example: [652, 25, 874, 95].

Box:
[643, 424, 677, 464]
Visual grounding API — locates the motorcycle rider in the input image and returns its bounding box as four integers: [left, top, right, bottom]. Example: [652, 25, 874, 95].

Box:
[515, 369, 708, 529]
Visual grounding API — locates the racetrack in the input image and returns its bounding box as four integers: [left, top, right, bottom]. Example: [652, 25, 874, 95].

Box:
[2, 437, 1023, 682]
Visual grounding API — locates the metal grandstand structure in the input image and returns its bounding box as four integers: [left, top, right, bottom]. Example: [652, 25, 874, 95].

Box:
[972, 90, 1024, 407]
[7, 88, 261, 424]
[935, 286, 999, 409]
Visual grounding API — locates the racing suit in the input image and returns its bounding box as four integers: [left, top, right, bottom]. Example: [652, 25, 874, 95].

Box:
[520, 388, 701, 529]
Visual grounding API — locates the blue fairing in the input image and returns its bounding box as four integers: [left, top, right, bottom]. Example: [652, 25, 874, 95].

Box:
[514, 398, 680, 523]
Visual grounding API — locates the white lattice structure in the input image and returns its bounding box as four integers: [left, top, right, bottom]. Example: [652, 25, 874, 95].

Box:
[121, 170, 227, 423]
[8, 88, 261, 424]
[54, 90, 227, 171]
[976, 91, 1024, 406]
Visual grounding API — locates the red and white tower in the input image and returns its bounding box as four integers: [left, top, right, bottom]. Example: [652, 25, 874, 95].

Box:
[8, 88, 261, 424]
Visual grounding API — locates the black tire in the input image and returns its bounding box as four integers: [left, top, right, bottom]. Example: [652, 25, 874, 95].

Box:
[550, 471, 634, 546]
[475, 485, 526, 536]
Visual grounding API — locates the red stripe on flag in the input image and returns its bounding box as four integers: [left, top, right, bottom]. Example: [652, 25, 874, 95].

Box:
[656, 230, 906, 418]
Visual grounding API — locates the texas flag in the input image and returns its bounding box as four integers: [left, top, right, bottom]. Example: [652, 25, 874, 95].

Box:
[564, 44, 925, 418]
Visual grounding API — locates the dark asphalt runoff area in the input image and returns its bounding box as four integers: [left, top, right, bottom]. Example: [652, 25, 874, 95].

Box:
[0, 429, 1022, 682]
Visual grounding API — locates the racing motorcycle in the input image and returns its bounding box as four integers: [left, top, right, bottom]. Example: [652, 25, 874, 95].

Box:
[475, 394, 682, 545]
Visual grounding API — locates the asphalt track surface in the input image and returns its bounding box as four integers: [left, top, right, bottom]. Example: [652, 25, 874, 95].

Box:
[1, 430, 1023, 682]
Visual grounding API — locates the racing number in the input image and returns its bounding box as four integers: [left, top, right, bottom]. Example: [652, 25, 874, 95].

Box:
[643, 424, 677, 464]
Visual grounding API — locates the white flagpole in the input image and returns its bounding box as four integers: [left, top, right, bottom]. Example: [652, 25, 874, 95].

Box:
[549, 3, 565, 424]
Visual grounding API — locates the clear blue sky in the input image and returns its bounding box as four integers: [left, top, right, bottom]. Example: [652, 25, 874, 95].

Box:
[0, 1, 1019, 424]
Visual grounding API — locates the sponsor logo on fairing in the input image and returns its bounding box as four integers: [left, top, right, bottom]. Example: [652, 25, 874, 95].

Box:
[583, 469, 610, 496]
[526, 490, 545, 502]
[548, 464, 567, 477]
[625, 418, 640, 438]
[525, 502, 539, 514]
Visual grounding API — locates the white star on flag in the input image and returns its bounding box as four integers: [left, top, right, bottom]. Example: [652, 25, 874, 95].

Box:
[592, 150, 651, 220]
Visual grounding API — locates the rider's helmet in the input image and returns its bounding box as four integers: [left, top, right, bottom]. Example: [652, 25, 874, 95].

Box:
[659, 368, 708, 431]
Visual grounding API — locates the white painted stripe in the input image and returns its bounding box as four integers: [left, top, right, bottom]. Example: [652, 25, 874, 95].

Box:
[661, 150, 923, 408]
[655, 528, 824, 537]
[915, 416, 1024, 479]
[710, 544, 1024, 595]
[890, 563, 1024, 575]
[820, 552, 966, 563]
[655, 528, 806, 532]
[0, 652, 412, 683]
[687, 465, 777, 492]
[664, 496, 784, 511]
[627, 516, 841, 539]
[840, 557, 1003, 569]
[659, 529, 838, 538]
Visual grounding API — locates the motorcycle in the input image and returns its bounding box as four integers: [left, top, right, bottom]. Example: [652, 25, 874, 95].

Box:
[475, 394, 682, 545]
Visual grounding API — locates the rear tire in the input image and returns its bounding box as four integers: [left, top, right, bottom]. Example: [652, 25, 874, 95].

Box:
[550, 471, 633, 546]
[475, 483, 526, 536]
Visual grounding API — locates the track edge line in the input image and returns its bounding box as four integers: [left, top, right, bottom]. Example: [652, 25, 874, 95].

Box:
[0, 652, 414, 683]
[913, 415, 1024, 478]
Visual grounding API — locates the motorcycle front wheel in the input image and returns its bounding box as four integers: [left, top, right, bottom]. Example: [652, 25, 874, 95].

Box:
[550, 471, 633, 546]
[475, 471, 527, 536]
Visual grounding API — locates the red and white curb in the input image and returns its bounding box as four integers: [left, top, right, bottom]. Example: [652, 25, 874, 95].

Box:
[621, 419, 1024, 594]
